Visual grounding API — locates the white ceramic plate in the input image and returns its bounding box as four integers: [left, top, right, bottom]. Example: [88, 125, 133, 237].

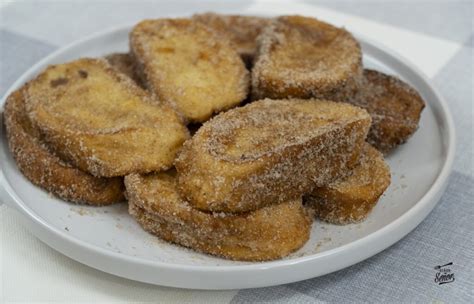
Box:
[0, 20, 455, 289]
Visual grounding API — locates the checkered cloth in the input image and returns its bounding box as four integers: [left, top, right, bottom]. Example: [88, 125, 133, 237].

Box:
[1, 1, 472, 302]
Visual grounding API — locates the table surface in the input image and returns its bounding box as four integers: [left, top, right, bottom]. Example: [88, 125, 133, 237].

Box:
[1, 0, 473, 303]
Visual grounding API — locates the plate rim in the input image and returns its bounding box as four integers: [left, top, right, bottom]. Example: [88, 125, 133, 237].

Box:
[0, 23, 456, 287]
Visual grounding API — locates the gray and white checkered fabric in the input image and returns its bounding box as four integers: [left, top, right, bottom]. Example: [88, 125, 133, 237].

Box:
[1, 1, 472, 302]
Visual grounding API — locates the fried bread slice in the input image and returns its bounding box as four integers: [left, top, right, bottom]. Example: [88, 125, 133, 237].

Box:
[305, 143, 391, 224]
[130, 18, 249, 123]
[192, 13, 271, 66]
[176, 98, 371, 213]
[335, 69, 425, 153]
[251, 15, 362, 100]
[105, 53, 142, 86]
[125, 171, 311, 261]
[25, 58, 189, 177]
[3, 87, 124, 205]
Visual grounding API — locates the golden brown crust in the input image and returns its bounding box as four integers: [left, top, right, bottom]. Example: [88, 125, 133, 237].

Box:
[251, 15, 362, 100]
[192, 13, 271, 66]
[334, 69, 425, 153]
[125, 171, 311, 261]
[3, 87, 124, 205]
[130, 18, 249, 123]
[24, 58, 190, 177]
[175, 98, 371, 213]
[305, 144, 391, 224]
[104, 53, 143, 86]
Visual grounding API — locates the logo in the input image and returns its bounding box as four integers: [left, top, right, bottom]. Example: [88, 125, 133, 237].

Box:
[434, 262, 455, 285]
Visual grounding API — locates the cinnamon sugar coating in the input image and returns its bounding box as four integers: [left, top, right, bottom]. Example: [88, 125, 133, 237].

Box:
[24, 58, 189, 177]
[305, 144, 391, 224]
[130, 18, 249, 123]
[125, 171, 311, 261]
[251, 15, 362, 100]
[192, 13, 271, 66]
[175, 98, 371, 213]
[333, 69, 425, 153]
[3, 87, 124, 205]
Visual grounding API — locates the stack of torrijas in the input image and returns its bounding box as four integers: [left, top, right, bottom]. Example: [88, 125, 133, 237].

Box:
[3, 13, 425, 261]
